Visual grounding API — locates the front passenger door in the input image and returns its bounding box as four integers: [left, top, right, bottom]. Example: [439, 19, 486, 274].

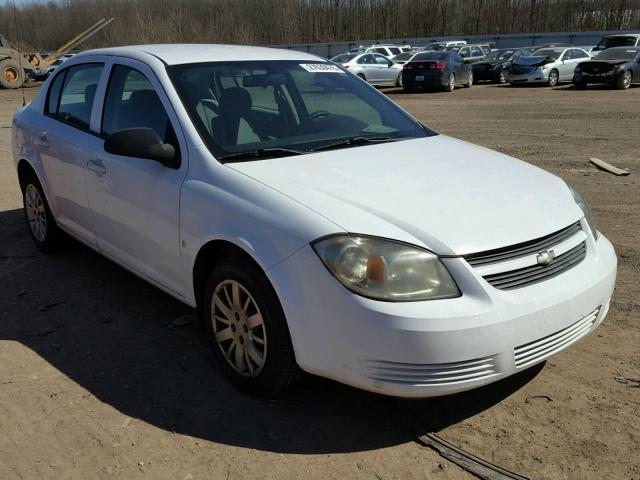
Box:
[84, 62, 188, 296]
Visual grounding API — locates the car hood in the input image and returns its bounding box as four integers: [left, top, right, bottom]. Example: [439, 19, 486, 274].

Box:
[513, 55, 557, 67]
[473, 60, 502, 67]
[227, 136, 582, 256]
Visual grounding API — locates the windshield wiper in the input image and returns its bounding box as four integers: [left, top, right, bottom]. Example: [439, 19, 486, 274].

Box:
[218, 148, 305, 163]
[309, 136, 399, 153]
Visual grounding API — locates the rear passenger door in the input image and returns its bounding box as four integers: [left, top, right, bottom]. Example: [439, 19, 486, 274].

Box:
[84, 60, 188, 296]
[357, 54, 379, 82]
[37, 62, 105, 245]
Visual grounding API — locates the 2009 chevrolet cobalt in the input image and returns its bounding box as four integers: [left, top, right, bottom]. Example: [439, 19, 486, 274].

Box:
[12, 44, 616, 397]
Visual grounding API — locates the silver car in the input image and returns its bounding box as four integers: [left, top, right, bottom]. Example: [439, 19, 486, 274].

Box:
[507, 47, 591, 86]
[330, 52, 403, 86]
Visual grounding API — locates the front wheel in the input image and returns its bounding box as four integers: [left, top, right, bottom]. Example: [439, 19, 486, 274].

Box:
[497, 70, 507, 84]
[547, 69, 559, 87]
[616, 70, 632, 90]
[0, 59, 23, 89]
[203, 255, 302, 397]
[465, 71, 473, 88]
[445, 73, 455, 92]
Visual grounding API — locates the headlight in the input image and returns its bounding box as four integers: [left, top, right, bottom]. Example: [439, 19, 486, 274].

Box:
[312, 235, 460, 301]
[569, 187, 598, 240]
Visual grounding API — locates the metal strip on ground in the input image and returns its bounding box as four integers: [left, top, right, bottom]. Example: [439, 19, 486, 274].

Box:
[418, 433, 530, 480]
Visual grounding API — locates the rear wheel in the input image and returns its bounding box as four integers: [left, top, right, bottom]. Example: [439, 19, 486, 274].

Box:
[616, 70, 632, 90]
[0, 59, 23, 89]
[356, 73, 366, 82]
[21, 173, 66, 252]
[403, 84, 413, 93]
[445, 73, 455, 92]
[395, 72, 402, 87]
[573, 80, 587, 89]
[203, 254, 302, 397]
[547, 69, 559, 87]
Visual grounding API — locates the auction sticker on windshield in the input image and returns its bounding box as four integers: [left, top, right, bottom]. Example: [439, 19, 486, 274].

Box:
[300, 63, 343, 73]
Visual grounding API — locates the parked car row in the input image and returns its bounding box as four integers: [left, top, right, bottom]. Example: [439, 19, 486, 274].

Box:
[331, 33, 640, 91]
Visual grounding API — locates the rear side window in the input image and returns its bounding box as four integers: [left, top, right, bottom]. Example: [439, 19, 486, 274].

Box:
[46, 63, 103, 130]
[471, 47, 483, 57]
[102, 65, 177, 148]
[45, 71, 66, 116]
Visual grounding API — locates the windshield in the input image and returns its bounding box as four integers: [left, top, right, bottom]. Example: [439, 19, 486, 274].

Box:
[412, 52, 448, 62]
[424, 43, 445, 51]
[392, 52, 414, 61]
[531, 49, 562, 59]
[168, 61, 434, 161]
[594, 36, 637, 51]
[485, 49, 515, 61]
[595, 48, 639, 60]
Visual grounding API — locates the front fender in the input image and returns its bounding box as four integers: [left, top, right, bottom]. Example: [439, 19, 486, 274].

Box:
[179, 161, 342, 305]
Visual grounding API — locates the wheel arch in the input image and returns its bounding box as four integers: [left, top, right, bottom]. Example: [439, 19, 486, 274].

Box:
[192, 238, 267, 310]
[17, 158, 38, 192]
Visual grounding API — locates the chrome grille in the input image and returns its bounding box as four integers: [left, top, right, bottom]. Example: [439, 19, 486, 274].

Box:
[466, 222, 581, 267]
[361, 356, 498, 386]
[514, 307, 600, 368]
[482, 241, 586, 290]
[464, 222, 586, 290]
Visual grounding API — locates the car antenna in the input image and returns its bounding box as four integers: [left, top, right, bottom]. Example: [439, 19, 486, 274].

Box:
[11, 0, 26, 107]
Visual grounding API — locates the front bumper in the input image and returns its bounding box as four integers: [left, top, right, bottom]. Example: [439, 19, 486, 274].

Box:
[472, 67, 500, 81]
[507, 70, 548, 84]
[267, 228, 616, 398]
[574, 71, 616, 84]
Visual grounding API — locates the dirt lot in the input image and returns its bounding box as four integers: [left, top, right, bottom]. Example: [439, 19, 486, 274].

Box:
[0, 82, 638, 480]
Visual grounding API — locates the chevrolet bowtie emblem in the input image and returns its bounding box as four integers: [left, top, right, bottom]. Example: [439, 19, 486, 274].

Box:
[537, 250, 556, 266]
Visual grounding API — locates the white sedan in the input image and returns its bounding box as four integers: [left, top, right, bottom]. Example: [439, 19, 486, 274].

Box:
[12, 44, 616, 398]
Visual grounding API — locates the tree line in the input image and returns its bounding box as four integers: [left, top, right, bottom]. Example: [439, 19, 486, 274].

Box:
[1, 0, 639, 52]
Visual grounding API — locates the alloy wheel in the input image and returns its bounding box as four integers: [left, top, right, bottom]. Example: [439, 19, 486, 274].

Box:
[548, 70, 558, 86]
[623, 71, 631, 89]
[211, 279, 267, 377]
[25, 184, 47, 242]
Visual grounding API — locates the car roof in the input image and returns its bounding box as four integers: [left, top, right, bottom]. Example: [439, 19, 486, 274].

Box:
[604, 34, 640, 38]
[604, 46, 640, 52]
[79, 44, 320, 65]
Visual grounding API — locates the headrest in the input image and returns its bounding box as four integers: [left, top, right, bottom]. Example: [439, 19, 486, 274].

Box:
[84, 83, 97, 105]
[128, 90, 163, 112]
[219, 87, 251, 116]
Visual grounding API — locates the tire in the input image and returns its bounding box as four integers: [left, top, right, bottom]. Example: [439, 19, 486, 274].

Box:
[0, 59, 23, 89]
[356, 73, 366, 82]
[395, 72, 402, 87]
[202, 254, 302, 397]
[547, 69, 559, 87]
[445, 73, 455, 92]
[616, 70, 632, 90]
[497, 70, 507, 84]
[573, 80, 587, 89]
[21, 172, 66, 253]
[403, 83, 413, 93]
[465, 71, 473, 88]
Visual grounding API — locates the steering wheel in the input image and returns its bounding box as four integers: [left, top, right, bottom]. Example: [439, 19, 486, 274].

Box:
[308, 110, 331, 122]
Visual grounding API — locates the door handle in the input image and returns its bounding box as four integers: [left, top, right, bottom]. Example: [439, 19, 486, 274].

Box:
[87, 159, 107, 176]
[36, 132, 49, 148]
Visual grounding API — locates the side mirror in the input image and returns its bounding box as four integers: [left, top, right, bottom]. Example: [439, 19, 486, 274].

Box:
[104, 128, 179, 169]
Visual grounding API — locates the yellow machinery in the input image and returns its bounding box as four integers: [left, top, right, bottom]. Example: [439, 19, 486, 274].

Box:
[0, 17, 113, 89]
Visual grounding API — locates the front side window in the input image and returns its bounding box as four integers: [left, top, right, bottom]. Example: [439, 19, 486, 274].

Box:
[102, 65, 176, 148]
[471, 47, 483, 57]
[50, 63, 103, 130]
[374, 55, 390, 65]
[459, 48, 470, 58]
[168, 60, 434, 161]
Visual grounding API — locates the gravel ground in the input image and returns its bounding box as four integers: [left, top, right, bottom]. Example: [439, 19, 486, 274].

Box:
[0, 81, 638, 480]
